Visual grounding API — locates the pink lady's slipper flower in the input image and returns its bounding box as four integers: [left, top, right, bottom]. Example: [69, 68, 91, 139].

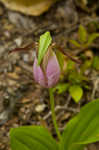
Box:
[33, 48, 60, 88]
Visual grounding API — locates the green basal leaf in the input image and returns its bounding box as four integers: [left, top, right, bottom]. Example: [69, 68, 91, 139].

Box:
[60, 99, 99, 150]
[92, 56, 99, 70]
[10, 126, 59, 150]
[38, 31, 52, 65]
[69, 85, 83, 103]
[70, 40, 81, 48]
[87, 33, 99, 46]
[53, 83, 70, 94]
[78, 25, 87, 43]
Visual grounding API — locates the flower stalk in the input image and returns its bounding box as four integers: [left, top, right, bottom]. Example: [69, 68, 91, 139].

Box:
[49, 88, 61, 141]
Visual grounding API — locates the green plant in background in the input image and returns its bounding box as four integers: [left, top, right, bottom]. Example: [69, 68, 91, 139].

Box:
[53, 59, 86, 103]
[10, 31, 99, 150]
[69, 85, 83, 103]
[92, 56, 99, 70]
[63, 24, 99, 102]
[70, 24, 99, 48]
[66, 60, 85, 103]
[53, 25, 99, 103]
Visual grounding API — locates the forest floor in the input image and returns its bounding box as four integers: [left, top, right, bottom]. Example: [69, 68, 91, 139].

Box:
[0, 0, 99, 150]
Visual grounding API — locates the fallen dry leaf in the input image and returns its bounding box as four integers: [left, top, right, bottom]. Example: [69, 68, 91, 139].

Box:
[0, 0, 56, 16]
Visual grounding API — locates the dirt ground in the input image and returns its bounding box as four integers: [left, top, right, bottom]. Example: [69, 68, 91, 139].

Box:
[0, 0, 99, 150]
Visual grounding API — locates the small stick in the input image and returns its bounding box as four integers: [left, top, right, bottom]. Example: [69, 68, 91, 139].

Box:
[9, 42, 82, 64]
[9, 43, 35, 54]
[54, 44, 82, 64]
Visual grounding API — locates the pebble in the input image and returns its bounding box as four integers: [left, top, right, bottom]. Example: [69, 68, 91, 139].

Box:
[35, 104, 46, 113]
[14, 37, 23, 47]
[4, 31, 11, 38]
[0, 46, 5, 57]
[23, 54, 29, 63]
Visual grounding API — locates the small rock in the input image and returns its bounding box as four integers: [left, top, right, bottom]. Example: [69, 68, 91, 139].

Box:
[14, 37, 22, 47]
[4, 31, 11, 38]
[22, 54, 29, 63]
[35, 104, 46, 113]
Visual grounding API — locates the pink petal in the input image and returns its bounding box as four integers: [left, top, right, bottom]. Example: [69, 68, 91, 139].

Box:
[46, 52, 60, 88]
[33, 58, 47, 87]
